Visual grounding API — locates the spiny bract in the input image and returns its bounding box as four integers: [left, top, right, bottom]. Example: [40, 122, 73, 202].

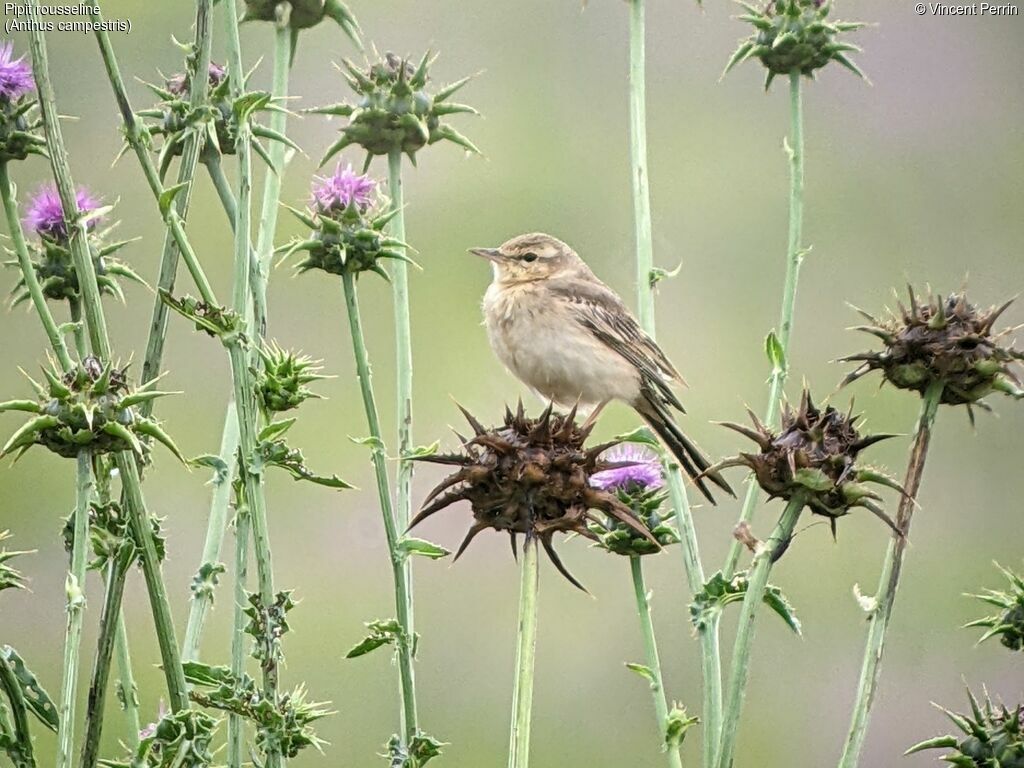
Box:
[313, 51, 479, 170]
[410, 402, 660, 590]
[964, 562, 1024, 652]
[907, 687, 1024, 768]
[254, 342, 328, 414]
[843, 288, 1024, 415]
[707, 390, 904, 541]
[0, 357, 182, 461]
[724, 0, 867, 89]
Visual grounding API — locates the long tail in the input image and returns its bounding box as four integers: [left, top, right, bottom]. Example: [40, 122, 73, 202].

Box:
[634, 393, 734, 505]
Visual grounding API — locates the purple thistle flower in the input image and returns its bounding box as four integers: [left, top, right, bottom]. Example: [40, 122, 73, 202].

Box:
[311, 164, 376, 214]
[590, 445, 665, 492]
[167, 61, 227, 97]
[0, 42, 35, 103]
[138, 700, 168, 740]
[24, 184, 102, 241]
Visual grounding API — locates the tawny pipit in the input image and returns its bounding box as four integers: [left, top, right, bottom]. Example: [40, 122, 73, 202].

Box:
[471, 232, 733, 504]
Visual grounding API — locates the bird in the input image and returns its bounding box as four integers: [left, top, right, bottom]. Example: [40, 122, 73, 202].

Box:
[469, 232, 734, 504]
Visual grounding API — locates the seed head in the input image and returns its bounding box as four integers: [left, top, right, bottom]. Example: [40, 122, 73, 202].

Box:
[964, 563, 1024, 652]
[724, 0, 868, 90]
[0, 357, 183, 462]
[411, 402, 661, 590]
[842, 288, 1024, 414]
[254, 342, 328, 414]
[707, 390, 904, 541]
[313, 51, 479, 170]
[241, 0, 361, 47]
[279, 167, 410, 280]
[906, 687, 1024, 767]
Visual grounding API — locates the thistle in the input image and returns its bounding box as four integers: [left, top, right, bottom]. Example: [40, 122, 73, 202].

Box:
[138, 59, 299, 178]
[724, 0, 867, 89]
[843, 288, 1024, 414]
[589, 444, 679, 557]
[0, 357, 182, 462]
[411, 402, 659, 590]
[965, 563, 1024, 652]
[99, 708, 218, 768]
[708, 390, 903, 542]
[254, 342, 328, 414]
[314, 52, 479, 170]
[0, 530, 31, 594]
[0, 42, 45, 163]
[7, 184, 145, 306]
[61, 496, 167, 571]
[241, 0, 360, 45]
[906, 688, 1024, 768]
[280, 164, 410, 280]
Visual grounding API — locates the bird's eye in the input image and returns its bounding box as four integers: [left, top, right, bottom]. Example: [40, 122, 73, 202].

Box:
[521, 252, 538, 263]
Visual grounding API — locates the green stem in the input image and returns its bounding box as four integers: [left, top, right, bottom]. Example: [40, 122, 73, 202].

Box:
[626, 3, 717, 761]
[341, 271, 419, 747]
[387, 147, 419, 745]
[723, 71, 805, 579]
[89, 3, 219, 315]
[68, 299, 87, 359]
[0, 162, 73, 371]
[228, 510, 251, 768]
[507, 535, 540, 768]
[28, 9, 190, 712]
[717, 495, 804, 768]
[252, 24, 292, 344]
[0, 645, 36, 767]
[837, 381, 943, 768]
[204, 155, 238, 227]
[80, 553, 131, 768]
[113, 612, 141, 746]
[182, 404, 240, 662]
[55, 451, 92, 768]
[631, 557, 684, 768]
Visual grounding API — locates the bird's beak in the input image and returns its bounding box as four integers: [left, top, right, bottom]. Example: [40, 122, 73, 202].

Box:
[469, 247, 503, 263]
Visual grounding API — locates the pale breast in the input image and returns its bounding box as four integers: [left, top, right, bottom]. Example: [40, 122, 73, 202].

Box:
[483, 282, 641, 407]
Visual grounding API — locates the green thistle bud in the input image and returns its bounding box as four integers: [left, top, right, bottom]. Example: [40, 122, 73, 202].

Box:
[107, 708, 218, 768]
[724, 0, 868, 89]
[842, 288, 1024, 416]
[706, 390, 904, 542]
[241, 0, 360, 47]
[0, 357, 182, 462]
[907, 687, 1024, 768]
[410, 402, 662, 591]
[0, 530, 31, 594]
[61, 497, 166, 570]
[254, 342, 327, 413]
[313, 51, 479, 170]
[964, 562, 1024, 652]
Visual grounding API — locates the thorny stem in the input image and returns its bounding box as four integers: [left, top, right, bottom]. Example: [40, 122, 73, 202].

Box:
[340, 271, 419, 748]
[222, 5, 282, 767]
[228, 510, 251, 768]
[89, 3, 220, 315]
[723, 71, 805, 579]
[631, 557, 684, 768]
[182, 404, 240, 662]
[837, 380, 944, 768]
[716, 495, 804, 768]
[0, 162, 73, 371]
[55, 451, 92, 768]
[28, 8, 190, 711]
[113, 611, 141, 746]
[626, 2, 717, 763]
[388, 147, 420, 745]
[252, 22, 292, 344]
[507, 534, 540, 768]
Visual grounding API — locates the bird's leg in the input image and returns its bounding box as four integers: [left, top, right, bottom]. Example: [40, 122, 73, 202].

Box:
[581, 399, 610, 430]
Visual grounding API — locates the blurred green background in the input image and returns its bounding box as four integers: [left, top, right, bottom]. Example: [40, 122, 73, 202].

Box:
[2, 1, 1022, 766]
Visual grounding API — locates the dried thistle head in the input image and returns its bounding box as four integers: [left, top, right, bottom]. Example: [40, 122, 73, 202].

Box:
[906, 687, 1024, 767]
[0, 357, 182, 462]
[7, 184, 146, 307]
[411, 402, 660, 590]
[0, 42, 44, 163]
[254, 342, 328, 414]
[313, 51, 479, 170]
[280, 165, 411, 280]
[242, 0, 360, 45]
[842, 288, 1024, 415]
[708, 390, 903, 539]
[965, 563, 1024, 652]
[588, 445, 679, 557]
[724, 0, 867, 89]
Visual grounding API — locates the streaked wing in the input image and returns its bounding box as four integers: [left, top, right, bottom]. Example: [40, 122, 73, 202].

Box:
[547, 278, 685, 411]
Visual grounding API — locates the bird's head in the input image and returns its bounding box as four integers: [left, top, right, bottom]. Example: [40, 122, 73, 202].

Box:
[469, 232, 583, 284]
